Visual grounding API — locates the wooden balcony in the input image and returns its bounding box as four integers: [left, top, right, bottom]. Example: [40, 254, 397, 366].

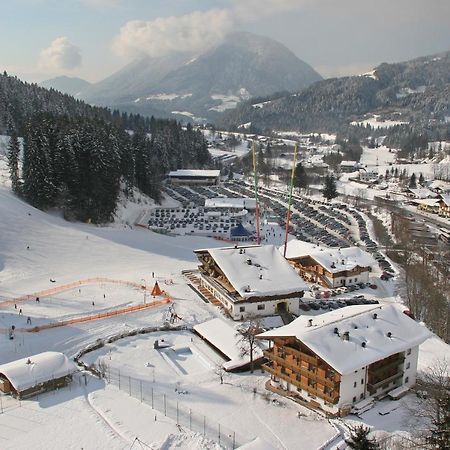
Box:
[262, 363, 340, 405]
[368, 371, 404, 394]
[263, 350, 339, 389]
[283, 346, 318, 365]
[369, 356, 405, 376]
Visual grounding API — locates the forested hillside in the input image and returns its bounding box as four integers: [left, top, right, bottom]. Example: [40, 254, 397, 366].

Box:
[1, 72, 211, 222]
[221, 50, 450, 137]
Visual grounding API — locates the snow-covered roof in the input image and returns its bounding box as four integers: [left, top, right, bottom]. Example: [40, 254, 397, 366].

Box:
[168, 169, 220, 178]
[408, 187, 437, 199]
[258, 304, 431, 375]
[204, 197, 256, 210]
[439, 194, 450, 207]
[429, 179, 450, 192]
[0, 352, 77, 392]
[193, 318, 263, 370]
[340, 160, 358, 167]
[413, 198, 440, 207]
[201, 245, 308, 299]
[282, 241, 375, 273]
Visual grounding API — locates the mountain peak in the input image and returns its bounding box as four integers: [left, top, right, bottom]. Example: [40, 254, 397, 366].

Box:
[80, 31, 322, 121]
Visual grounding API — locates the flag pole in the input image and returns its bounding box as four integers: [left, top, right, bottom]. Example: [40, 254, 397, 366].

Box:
[252, 141, 261, 245]
[283, 143, 298, 257]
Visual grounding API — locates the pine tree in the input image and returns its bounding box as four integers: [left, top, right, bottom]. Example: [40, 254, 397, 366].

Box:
[322, 174, 338, 201]
[294, 162, 309, 189]
[346, 425, 380, 450]
[409, 173, 417, 189]
[419, 172, 425, 185]
[7, 130, 21, 193]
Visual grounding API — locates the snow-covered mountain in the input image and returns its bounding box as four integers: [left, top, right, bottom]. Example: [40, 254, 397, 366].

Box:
[39, 76, 91, 96]
[79, 32, 322, 121]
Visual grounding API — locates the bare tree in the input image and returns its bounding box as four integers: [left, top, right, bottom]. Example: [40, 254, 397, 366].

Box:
[214, 361, 228, 385]
[236, 317, 263, 374]
[407, 358, 450, 449]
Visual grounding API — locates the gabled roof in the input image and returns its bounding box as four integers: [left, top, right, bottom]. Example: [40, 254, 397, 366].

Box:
[282, 241, 375, 273]
[197, 245, 308, 299]
[258, 304, 431, 375]
[194, 318, 263, 370]
[439, 194, 450, 207]
[231, 223, 252, 237]
[0, 352, 77, 392]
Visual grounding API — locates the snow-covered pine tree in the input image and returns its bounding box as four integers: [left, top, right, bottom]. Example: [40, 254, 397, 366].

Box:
[7, 129, 21, 193]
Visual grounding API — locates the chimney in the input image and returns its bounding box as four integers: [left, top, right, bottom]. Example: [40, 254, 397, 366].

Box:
[239, 248, 243, 254]
[341, 259, 345, 265]
[259, 274, 263, 280]
[341, 331, 350, 341]
[387, 331, 392, 338]
[373, 313, 378, 320]
[333, 327, 339, 335]
[361, 342, 366, 348]
[308, 319, 313, 327]
[247, 259, 252, 265]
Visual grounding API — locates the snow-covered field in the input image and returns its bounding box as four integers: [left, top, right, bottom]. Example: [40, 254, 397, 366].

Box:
[0, 149, 449, 449]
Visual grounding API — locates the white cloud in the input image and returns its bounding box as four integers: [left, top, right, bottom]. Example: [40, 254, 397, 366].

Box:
[113, 9, 234, 58]
[232, 0, 310, 18]
[39, 37, 82, 71]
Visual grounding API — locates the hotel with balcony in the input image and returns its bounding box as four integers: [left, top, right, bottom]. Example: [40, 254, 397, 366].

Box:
[257, 303, 431, 416]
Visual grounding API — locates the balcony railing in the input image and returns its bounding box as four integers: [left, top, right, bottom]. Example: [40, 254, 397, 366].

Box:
[283, 346, 318, 365]
[263, 350, 339, 389]
[368, 371, 404, 393]
[369, 356, 405, 376]
[262, 363, 340, 405]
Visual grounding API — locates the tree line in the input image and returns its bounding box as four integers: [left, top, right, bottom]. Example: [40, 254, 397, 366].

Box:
[6, 116, 210, 224]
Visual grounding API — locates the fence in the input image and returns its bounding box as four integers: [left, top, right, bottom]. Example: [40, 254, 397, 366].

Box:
[105, 366, 247, 449]
[0, 277, 165, 307]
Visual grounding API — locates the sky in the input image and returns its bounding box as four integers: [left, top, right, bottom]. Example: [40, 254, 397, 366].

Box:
[1, 0, 450, 83]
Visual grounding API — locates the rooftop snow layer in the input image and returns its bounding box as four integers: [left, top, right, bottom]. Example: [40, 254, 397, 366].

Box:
[283, 241, 375, 273]
[168, 169, 220, 178]
[193, 318, 263, 370]
[204, 197, 256, 209]
[258, 304, 431, 375]
[0, 351, 77, 392]
[206, 245, 308, 299]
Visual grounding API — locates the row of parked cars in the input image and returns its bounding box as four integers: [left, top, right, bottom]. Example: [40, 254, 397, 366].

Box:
[300, 296, 379, 311]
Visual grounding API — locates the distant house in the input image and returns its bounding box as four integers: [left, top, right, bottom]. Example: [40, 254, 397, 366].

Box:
[283, 241, 375, 288]
[407, 187, 438, 199]
[428, 179, 450, 195]
[194, 245, 307, 320]
[438, 194, 450, 217]
[167, 169, 220, 186]
[258, 304, 431, 416]
[339, 161, 359, 173]
[358, 168, 379, 183]
[413, 198, 440, 214]
[0, 352, 77, 399]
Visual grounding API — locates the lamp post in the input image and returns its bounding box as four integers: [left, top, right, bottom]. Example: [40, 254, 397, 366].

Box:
[141, 278, 147, 304]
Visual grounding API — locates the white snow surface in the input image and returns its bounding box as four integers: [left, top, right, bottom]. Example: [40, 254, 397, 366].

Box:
[0, 351, 77, 391]
[259, 304, 432, 375]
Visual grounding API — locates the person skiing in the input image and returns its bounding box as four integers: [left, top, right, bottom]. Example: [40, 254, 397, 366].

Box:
[19, 308, 22, 315]
[27, 316, 31, 325]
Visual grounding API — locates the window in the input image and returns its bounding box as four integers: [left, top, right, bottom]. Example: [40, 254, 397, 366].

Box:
[406, 362, 410, 370]
[361, 379, 364, 385]
[355, 278, 358, 282]
[353, 381, 357, 388]
[239, 306, 245, 312]
[405, 376, 409, 383]
[407, 349, 411, 356]
[257, 304, 265, 311]
[353, 396, 357, 403]
[360, 393, 364, 400]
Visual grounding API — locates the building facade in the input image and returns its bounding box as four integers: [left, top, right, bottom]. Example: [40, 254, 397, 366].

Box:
[194, 245, 307, 320]
[258, 304, 430, 416]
